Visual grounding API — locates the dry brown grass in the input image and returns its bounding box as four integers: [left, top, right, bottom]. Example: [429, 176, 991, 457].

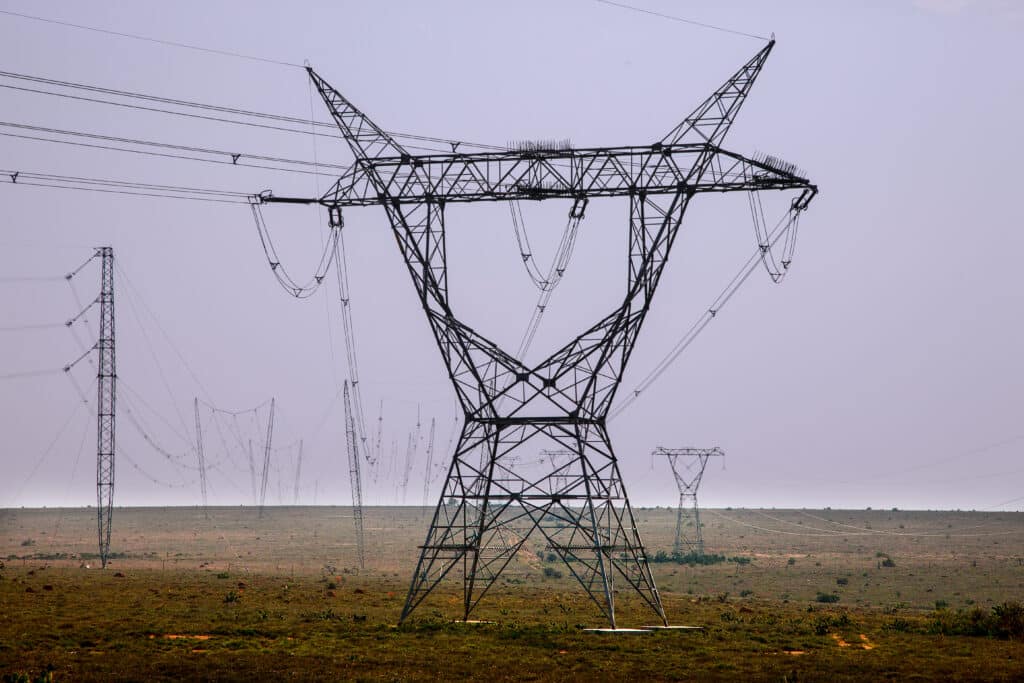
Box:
[1, 506, 1022, 681]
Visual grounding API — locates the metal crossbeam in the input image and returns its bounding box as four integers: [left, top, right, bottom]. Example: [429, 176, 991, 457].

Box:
[266, 146, 810, 207]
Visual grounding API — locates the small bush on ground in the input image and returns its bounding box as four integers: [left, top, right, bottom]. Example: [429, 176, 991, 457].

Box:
[649, 551, 754, 566]
[929, 601, 1024, 639]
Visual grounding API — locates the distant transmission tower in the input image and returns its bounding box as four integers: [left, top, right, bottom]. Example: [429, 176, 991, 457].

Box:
[343, 381, 366, 569]
[95, 246, 115, 568]
[654, 447, 724, 556]
[538, 449, 575, 493]
[400, 407, 421, 504]
[264, 39, 817, 627]
[293, 440, 303, 505]
[421, 417, 437, 509]
[193, 398, 209, 518]
[257, 397, 275, 519]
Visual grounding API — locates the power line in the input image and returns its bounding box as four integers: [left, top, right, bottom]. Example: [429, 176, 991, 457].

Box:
[0, 367, 65, 380]
[1, 178, 250, 204]
[0, 8, 304, 69]
[593, 0, 770, 41]
[200, 398, 273, 416]
[0, 322, 65, 332]
[251, 202, 340, 298]
[10, 399, 87, 503]
[17, 169, 246, 198]
[0, 81, 347, 140]
[0, 121, 347, 175]
[0, 70, 506, 151]
[0, 275, 65, 283]
[119, 379, 195, 448]
[610, 209, 800, 420]
[0, 169, 252, 204]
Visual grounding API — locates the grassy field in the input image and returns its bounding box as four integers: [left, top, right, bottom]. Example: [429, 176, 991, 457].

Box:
[2, 506, 1023, 681]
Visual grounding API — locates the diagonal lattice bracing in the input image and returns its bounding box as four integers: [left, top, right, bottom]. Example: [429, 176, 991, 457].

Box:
[403, 421, 662, 627]
[266, 39, 817, 627]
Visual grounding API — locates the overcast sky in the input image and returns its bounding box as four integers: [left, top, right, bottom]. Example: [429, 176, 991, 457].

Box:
[0, 0, 1021, 511]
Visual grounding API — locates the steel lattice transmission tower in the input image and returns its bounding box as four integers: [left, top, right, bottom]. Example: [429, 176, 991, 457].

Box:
[654, 447, 724, 556]
[94, 246, 116, 569]
[265, 40, 817, 627]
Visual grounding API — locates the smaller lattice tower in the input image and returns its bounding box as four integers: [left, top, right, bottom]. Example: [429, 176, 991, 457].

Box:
[94, 247, 116, 568]
[653, 447, 724, 556]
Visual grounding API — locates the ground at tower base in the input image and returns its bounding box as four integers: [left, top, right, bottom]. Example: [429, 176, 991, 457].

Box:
[2, 506, 1022, 681]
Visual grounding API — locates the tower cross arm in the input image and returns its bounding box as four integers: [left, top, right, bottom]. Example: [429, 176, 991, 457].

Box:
[294, 145, 815, 208]
[654, 447, 725, 458]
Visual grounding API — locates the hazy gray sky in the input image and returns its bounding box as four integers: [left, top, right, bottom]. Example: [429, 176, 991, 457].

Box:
[1, 0, 1021, 511]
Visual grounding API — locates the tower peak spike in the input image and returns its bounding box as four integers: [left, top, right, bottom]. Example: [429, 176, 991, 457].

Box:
[660, 40, 774, 148]
[307, 68, 407, 161]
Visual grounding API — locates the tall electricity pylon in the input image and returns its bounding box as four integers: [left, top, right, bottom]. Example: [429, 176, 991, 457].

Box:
[265, 40, 817, 627]
[654, 447, 724, 556]
[95, 246, 115, 568]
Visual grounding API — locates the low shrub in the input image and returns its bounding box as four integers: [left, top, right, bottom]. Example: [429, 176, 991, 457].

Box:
[929, 601, 1024, 639]
[542, 566, 563, 579]
[883, 617, 915, 633]
[649, 551, 754, 566]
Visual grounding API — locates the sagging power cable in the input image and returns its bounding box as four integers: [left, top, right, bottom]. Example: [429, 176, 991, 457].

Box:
[0, 121, 346, 177]
[749, 190, 799, 283]
[1, 168, 252, 204]
[333, 230, 375, 466]
[250, 201, 340, 298]
[610, 203, 803, 419]
[514, 197, 588, 359]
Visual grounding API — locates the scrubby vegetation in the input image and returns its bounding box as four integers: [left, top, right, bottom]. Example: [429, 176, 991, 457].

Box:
[650, 550, 753, 566]
[2, 506, 1023, 680]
